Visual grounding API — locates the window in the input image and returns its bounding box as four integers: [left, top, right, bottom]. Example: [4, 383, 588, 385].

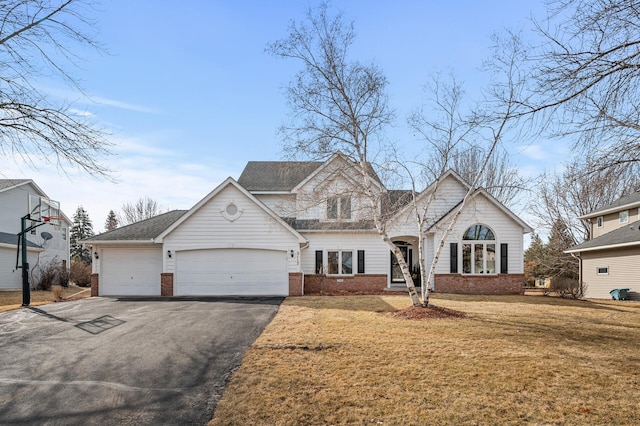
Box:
[327, 196, 352, 220]
[620, 210, 629, 223]
[597, 266, 609, 275]
[327, 250, 353, 275]
[462, 225, 497, 274]
[62, 228, 67, 240]
[597, 216, 603, 228]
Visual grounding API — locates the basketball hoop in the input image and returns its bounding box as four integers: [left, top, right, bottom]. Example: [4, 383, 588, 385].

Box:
[42, 216, 62, 226]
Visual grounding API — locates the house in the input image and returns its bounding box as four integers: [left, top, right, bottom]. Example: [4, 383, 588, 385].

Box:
[0, 179, 71, 290]
[565, 191, 640, 300]
[84, 153, 531, 297]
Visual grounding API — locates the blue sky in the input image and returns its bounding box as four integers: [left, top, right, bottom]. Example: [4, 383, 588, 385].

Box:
[0, 0, 560, 231]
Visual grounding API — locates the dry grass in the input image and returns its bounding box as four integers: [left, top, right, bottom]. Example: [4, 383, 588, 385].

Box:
[210, 294, 640, 425]
[0, 286, 90, 312]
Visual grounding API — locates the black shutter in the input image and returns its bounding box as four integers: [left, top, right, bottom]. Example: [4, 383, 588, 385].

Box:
[450, 243, 458, 273]
[500, 243, 508, 274]
[357, 250, 365, 274]
[315, 250, 323, 274]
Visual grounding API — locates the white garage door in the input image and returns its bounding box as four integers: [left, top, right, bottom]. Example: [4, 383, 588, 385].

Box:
[175, 249, 288, 296]
[101, 248, 162, 296]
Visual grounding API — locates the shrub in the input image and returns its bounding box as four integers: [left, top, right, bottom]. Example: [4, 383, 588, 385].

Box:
[70, 261, 92, 287]
[551, 277, 584, 299]
[35, 261, 69, 290]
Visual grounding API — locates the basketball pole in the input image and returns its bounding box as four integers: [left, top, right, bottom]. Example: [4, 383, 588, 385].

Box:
[18, 214, 47, 307]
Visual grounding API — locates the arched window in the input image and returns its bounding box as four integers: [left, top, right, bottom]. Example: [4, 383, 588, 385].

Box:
[462, 225, 496, 274]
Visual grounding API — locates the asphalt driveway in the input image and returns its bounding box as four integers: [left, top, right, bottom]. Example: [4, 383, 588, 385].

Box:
[0, 296, 283, 425]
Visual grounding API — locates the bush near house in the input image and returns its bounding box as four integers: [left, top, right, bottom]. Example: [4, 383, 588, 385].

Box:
[70, 261, 92, 287]
[35, 261, 69, 290]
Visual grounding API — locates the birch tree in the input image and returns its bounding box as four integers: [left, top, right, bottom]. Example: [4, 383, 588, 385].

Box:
[0, 0, 111, 175]
[268, 2, 423, 305]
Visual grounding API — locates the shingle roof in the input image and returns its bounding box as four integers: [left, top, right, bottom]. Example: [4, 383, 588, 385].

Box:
[584, 191, 640, 217]
[238, 161, 324, 191]
[567, 219, 640, 252]
[0, 179, 30, 192]
[0, 232, 40, 248]
[283, 218, 376, 231]
[85, 210, 188, 242]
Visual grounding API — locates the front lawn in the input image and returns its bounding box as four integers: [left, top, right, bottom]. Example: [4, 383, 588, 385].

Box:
[209, 294, 640, 425]
[0, 286, 90, 312]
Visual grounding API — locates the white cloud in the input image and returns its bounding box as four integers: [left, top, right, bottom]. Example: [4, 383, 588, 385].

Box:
[519, 144, 547, 161]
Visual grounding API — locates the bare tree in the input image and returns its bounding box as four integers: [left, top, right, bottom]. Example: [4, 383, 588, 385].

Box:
[118, 197, 162, 226]
[0, 0, 111, 175]
[507, 0, 640, 174]
[267, 2, 427, 305]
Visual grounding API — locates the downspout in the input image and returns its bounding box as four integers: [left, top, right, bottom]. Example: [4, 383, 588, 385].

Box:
[300, 241, 310, 296]
[570, 252, 582, 297]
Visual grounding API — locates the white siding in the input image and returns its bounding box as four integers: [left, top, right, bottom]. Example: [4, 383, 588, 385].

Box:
[253, 194, 296, 217]
[431, 194, 525, 275]
[581, 248, 640, 300]
[0, 246, 40, 290]
[163, 184, 302, 273]
[301, 232, 388, 275]
[388, 175, 468, 238]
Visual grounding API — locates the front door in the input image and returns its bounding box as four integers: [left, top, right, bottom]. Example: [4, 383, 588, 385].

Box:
[390, 244, 412, 283]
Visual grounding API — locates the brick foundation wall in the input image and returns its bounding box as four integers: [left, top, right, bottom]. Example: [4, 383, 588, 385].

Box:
[161, 273, 174, 297]
[304, 274, 387, 295]
[289, 273, 304, 296]
[90, 274, 99, 297]
[434, 274, 525, 295]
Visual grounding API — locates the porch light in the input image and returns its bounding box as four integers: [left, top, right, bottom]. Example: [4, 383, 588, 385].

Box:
[290, 249, 295, 258]
[167, 250, 172, 258]
[94, 251, 99, 259]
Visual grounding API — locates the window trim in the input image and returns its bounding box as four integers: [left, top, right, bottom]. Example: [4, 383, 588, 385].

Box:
[461, 224, 498, 275]
[326, 249, 354, 276]
[597, 266, 609, 275]
[326, 196, 352, 220]
[619, 210, 629, 224]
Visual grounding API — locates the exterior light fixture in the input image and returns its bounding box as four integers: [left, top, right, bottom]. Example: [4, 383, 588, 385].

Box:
[290, 249, 295, 258]
[167, 250, 172, 258]
[94, 251, 99, 259]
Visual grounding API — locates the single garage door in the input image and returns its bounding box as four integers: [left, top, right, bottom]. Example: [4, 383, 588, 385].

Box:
[175, 248, 288, 296]
[101, 248, 162, 296]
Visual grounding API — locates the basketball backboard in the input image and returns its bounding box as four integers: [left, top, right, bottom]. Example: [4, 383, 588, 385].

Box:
[28, 194, 61, 226]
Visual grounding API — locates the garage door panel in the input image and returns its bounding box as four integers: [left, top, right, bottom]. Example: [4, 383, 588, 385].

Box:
[101, 248, 162, 296]
[176, 249, 287, 296]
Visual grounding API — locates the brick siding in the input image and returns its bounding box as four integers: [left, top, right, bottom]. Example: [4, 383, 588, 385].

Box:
[90, 273, 99, 297]
[434, 274, 525, 295]
[304, 274, 387, 295]
[289, 272, 304, 296]
[161, 273, 174, 296]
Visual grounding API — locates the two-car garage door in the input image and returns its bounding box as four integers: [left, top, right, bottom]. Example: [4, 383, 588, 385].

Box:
[175, 248, 288, 296]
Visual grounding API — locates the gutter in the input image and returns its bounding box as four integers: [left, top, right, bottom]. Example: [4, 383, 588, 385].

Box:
[565, 240, 640, 254]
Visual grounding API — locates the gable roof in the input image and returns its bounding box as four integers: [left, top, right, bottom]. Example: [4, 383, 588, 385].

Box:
[565, 219, 640, 253]
[238, 161, 323, 192]
[581, 191, 640, 219]
[155, 177, 307, 244]
[0, 231, 41, 249]
[426, 188, 532, 234]
[291, 152, 383, 193]
[83, 210, 188, 243]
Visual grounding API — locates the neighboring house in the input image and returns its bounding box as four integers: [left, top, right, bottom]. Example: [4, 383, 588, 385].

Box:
[0, 179, 71, 290]
[565, 191, 640, 300]
[84, 153, 531, 297]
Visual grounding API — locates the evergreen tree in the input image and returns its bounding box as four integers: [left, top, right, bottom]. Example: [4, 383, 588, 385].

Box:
[524, 233, 546, 284]
[104, 210, 118, 232]
[70, 206, 94, 265]
[546, 219, 579, 280]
